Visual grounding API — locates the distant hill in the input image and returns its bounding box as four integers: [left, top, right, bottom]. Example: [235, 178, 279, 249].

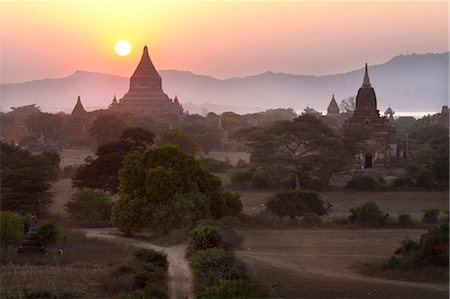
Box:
[1, 52, 448, 114]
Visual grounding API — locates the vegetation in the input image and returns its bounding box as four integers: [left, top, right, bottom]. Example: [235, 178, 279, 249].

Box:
[73, 127, 154, 193]
[0, 211, 24, 262]
[65, 188, 113, 226]
[156, 129, 201, 155]
[1, 142, 59, 217]
[301, 212, 322, 227]
[348, 201, 388, 227]
[422, 209, 440, 224]
[346, 173, 385, 191]
[387, 222, 449, 269]
[89, 114, 127, 145]
[36, 219, 59, 247]
[234, 114, 363, 191]
[190, 225, 223, 252]
[266, 191, 328, 219]
[200, 157, 233, 173]
[111, 145, 242, 235]
[397, 214, 414, 228]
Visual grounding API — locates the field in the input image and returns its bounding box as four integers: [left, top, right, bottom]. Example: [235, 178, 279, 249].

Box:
[237, 229, 449, 298]
[239, 190, 449, 219]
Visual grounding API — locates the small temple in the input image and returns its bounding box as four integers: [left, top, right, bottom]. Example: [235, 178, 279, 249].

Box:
[344, 63, 406, 170]
[327, 94, 340, 115]
[109, 46, 184, 117]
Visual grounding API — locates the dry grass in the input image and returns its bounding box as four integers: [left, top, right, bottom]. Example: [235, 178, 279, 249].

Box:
[0, 262, 111, 298]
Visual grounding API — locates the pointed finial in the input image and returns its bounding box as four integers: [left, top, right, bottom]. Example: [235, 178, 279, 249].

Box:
[77, 95, 81, 102]
[332, 94, 335, 100]
[142, 45, 149, 58]
[362, 63, 371, 88]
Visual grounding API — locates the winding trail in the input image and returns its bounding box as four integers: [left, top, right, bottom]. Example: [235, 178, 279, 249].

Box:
[81, 228, 193, 299]
[237, 251, 448, 294]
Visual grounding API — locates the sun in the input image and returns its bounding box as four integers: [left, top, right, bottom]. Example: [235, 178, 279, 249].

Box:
[115, 40, 132, 56]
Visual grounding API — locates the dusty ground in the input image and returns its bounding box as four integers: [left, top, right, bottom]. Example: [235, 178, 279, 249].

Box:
[237, 229, 448, 298]
[59, 147, 95, 167]
[49, 178, 75, 216]
[204, 151, 250, 165]
[239, 190, 449, 219]
[82, 228, 193, 299]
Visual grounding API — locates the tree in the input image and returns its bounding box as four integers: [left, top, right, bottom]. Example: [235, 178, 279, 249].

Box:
[339, 96, 356, 114]
[239, 114, 341, 190]
[0, 211, 24, 261]
[36, 219, 59, 247]
[72, 139, 138, 193]
[27, 112, 64, 141]
[1, 142, 59, 217]
[90, 114, 126, 145]
[121, 127, 155, 147]
[111, 145, 241, 235]
[156, 129, 201, 155]
[65, 188, 113, 224]
[266, 191, 328, 219]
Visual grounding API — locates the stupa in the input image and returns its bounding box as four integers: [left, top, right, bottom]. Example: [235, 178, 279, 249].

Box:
[109, 46, 183, 116]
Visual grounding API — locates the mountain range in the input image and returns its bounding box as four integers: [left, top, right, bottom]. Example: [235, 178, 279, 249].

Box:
[0, 52, 448, 115]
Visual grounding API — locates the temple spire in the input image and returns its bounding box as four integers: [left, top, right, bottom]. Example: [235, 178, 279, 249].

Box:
[71, 95, 86, 117]
[362, 63, 372, 88]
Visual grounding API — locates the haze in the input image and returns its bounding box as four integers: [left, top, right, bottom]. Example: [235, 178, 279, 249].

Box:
[0, 1, 447, 83]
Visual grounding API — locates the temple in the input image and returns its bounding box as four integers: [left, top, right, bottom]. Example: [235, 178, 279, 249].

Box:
[327, 94, 340, 115]
[109, 46, 183, 117]
[344, 63, 406, 170]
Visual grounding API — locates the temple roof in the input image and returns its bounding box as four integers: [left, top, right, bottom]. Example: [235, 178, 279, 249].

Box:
[71, 96, 86, 117]
[362, 63, 372, 88]
[132, 46, 159, 78]
[327, 94, 339, 111]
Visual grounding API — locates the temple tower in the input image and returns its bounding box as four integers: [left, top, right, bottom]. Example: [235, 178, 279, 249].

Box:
[327, 94, 340, 115]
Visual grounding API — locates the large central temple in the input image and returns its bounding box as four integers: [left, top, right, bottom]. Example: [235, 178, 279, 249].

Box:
[109, 46, 183, 116]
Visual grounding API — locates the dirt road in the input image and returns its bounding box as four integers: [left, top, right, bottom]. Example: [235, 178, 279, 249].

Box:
[237, 229, 449, 298]
[82, 228, 193, 299]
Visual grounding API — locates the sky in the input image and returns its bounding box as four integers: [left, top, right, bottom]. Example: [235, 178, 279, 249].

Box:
[0, 1, 448, 83]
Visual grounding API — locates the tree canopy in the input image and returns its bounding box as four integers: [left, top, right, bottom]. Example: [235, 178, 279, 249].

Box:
[89, 114, 127, 145]
[111, 145, 242, 235]
[1, 142, 59, 217]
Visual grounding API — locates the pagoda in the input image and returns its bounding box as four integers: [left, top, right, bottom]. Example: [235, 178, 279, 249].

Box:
[109, 46, 183, 116]
[327, 94, 340, 115]
[344, 63, 406, 170]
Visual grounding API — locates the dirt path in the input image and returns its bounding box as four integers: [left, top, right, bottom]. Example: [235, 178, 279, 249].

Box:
[237, 251, 447, 293]
[81, 228, 193, 299]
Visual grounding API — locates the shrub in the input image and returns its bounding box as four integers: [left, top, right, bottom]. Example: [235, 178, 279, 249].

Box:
[197, 279, 271, 298]
[200, 157, 233, 173]
[387, 222, 449, 269]
[266, 191, 327, 219]
[422, 209, 440, 224]
[210, 191, 243, 220]
[230, 170, 253, 187]
[190, 248, 241, 285]
[347, 174, 384, 191]
[235, 159, 249, 169]
[348, 201, 388, 227]
[301, 213, 322, 227]
[134, 249, 168, 269]
[65, 188, 113, 226]
[251, 170, 272, 189]
[0, 211, 24, 260]
[36, 219, 59, 247]
[190, 225, 223, 252]
[398, 214, 415, 228]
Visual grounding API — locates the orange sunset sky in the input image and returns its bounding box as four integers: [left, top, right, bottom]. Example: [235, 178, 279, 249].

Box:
[0, 1, 448, 83]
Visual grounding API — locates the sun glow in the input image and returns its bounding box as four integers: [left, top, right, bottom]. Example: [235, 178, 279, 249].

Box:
[115, 40, 132, 56]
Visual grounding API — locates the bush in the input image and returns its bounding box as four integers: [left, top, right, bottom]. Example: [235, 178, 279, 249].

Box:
[197, 279, 271, 298]
[348, 201, 388, 227]
[65, 188, 113, 226]
[230, 170, 253, 187]
[398, 214, 415, 228]
[190, 248, 244, 285]
[190, 225, 223, 252]
[210, 191, 243, 220]
[301, 213, 322, 227]
[251, 170, 272, 189]
[347, 174, 384, 191]
[266, 191, 327, 219]
[36, 219, 59, 247]
[422, 209, 440, 224]
[235, 159, 249, 169]
[200, 157, 233, 173]
[387, 222, 449, 269]
[134, 249, 168, 269]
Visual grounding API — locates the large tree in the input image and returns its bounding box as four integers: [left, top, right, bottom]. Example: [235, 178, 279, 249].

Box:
[89, 114, 127, 145]
[238, 115, 344, 190]
[1, 142, 59, 217]
[111, 145, 242, 235]
[73, 127, 154, 193]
